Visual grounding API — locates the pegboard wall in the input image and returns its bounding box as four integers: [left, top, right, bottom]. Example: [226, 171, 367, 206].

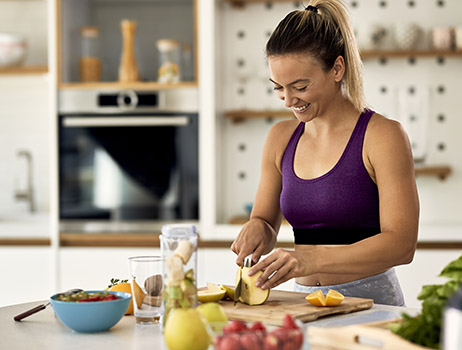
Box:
[215, 0, 462, 226]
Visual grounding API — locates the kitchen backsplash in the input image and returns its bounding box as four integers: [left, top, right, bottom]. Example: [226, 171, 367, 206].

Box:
[217, 1, 462, 226]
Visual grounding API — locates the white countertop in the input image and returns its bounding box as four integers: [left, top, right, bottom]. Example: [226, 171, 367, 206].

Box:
[0, 300, 419, 350]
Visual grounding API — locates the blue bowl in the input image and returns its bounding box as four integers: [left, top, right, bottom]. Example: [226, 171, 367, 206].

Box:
[50, 290, 131, 333]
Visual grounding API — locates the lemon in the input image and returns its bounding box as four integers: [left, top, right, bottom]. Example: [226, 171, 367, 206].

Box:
[305, 289, 326, 307]
[108, 281, 146, 315]
[197, 289, 226, 303]
[325, 289, 345, 306]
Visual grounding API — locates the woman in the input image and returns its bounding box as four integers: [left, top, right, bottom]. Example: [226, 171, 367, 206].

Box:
[230, 0, 419, 306]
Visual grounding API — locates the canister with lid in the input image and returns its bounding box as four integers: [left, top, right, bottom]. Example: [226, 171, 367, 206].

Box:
[79, 26, 101, 82]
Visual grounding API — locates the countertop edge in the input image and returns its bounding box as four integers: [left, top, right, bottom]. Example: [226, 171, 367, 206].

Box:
[2, 234, 462, 249]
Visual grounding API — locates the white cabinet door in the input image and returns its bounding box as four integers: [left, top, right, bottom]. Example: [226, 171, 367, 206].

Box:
[0, 247, 54, 307]
[396, 249, 462, 309]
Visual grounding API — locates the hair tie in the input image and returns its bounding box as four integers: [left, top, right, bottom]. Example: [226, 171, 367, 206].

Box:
[305, 5, 318, 13]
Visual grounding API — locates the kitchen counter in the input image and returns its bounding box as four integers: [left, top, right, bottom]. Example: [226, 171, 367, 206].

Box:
[0, 300, 419, 350]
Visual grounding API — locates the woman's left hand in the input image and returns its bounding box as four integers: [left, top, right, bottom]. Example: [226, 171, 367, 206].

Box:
[248, 248, 307, 290]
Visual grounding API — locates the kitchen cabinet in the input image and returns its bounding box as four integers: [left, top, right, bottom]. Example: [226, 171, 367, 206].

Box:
[57, 0, 198, 90]
[0, 246, 55, 308]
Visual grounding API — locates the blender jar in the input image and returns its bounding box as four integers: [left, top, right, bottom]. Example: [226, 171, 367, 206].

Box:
[160, 223, 198, 323]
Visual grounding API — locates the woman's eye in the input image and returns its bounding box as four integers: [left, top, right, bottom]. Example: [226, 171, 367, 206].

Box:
[296, 86, 307, 92]
[273, 86, 283, 91]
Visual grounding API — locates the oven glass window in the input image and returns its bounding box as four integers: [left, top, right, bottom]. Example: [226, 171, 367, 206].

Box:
[59, 114, 199, 224]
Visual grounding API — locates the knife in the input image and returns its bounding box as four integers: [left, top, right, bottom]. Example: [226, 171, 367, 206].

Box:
[234, 267, 242, 306]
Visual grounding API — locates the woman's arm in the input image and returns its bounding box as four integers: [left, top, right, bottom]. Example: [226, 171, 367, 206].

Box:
[250, 115, 419, 289]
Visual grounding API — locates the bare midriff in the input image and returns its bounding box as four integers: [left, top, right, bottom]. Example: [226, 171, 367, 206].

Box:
[294, 244, 387, 287]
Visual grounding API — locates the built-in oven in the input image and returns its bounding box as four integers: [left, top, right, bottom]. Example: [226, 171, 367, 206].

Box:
[58, 89, 199, 233]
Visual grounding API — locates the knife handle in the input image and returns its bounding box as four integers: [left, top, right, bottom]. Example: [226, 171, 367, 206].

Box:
[14, 303, 48, 321]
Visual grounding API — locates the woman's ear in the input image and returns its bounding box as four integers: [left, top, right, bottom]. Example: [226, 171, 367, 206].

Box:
[332, 56, 345, 82]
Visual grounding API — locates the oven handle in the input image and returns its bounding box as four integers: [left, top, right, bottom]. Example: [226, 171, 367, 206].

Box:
[62, 116, 190, 128]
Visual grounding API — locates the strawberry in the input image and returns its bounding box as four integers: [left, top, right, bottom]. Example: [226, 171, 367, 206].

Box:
[263, 334, 279, 350]
[249, 321, 267, 332]
[241, 332, 262, 350]
[218, 333, 242, 350]
[223, 320, 248, 333]
[282, 314, 299, 330]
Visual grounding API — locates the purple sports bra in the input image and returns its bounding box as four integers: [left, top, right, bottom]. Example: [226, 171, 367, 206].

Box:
[280, 109, 381, 245]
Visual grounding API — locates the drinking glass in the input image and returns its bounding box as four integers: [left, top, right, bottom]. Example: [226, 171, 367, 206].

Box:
[128, 256, 164, 324]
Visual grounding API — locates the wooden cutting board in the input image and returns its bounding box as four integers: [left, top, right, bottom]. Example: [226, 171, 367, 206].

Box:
[220, 289, 373, 326]
[307, 320, 435, 350]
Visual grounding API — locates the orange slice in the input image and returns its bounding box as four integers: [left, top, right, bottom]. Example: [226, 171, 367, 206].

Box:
[305, 289, 326, 306]
[325, 289, 344, 306]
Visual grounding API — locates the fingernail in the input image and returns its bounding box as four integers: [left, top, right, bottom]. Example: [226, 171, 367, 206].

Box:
[247, 269, 254, 276]
[255, 280, 261, 287]
[261, 284, 268, 290]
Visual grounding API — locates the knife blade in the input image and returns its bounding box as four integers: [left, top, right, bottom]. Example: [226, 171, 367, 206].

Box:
[234, 267, 242, 306]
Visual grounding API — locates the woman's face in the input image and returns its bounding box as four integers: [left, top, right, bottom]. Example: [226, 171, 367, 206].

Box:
[268, 53, 343, 122]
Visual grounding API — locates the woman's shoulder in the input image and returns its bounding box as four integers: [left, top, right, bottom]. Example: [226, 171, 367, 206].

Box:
[367, 112, 408, 143]
[365, 111, 412, 159]
[263, 118, 301, 166]
[266, 118, 300, 144]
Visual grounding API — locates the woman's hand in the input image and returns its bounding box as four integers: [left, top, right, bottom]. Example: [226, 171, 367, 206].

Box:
[248, 248, 308, 290]
[231, 217, 278, 267]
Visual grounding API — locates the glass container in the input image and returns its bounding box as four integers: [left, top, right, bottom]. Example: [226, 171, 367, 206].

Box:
[79, 26, 101, 82]
[160, 223, 197, 324]
[157, 39, 181, 83]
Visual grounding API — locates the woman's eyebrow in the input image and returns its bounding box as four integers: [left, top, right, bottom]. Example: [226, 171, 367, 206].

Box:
[269, 78, 310, 86]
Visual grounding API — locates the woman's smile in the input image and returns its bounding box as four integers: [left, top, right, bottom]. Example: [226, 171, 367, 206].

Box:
[292, 103, 310, 113]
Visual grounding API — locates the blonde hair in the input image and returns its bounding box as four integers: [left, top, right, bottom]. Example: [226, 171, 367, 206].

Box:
[266, 0, 366, 112]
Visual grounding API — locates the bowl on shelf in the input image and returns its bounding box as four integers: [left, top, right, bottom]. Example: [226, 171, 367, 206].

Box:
[0, 33, 27, 67]
[50, 290, 131, 333]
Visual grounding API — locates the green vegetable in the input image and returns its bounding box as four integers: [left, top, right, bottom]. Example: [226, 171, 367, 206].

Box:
[391, 254, 462, 349]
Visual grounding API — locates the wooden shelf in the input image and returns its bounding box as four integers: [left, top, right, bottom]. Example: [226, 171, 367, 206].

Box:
[361, 49, 462, 59]
[224, 0, 294, 7]
[59, 81, 198, 91]
[415, 165, 452, 180]
[225, 109, 294, 123]
[0, 65, 48, 75]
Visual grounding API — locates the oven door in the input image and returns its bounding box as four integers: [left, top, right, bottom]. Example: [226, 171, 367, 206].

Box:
[58, 113, 199, 232]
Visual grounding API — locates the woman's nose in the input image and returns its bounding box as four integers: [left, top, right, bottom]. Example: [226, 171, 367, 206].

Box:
[281, 91, 296, 108]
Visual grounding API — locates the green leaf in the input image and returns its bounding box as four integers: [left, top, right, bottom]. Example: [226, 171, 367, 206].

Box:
[439, 255, 462, 280]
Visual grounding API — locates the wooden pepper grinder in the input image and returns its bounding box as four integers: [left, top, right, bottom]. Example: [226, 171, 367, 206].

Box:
[118, 19, 140, 82]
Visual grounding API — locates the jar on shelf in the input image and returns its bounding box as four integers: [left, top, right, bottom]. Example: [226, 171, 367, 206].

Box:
[160, 224, 198, 324]
[157, 39, 181, 83]
[79, 26, 101, 82]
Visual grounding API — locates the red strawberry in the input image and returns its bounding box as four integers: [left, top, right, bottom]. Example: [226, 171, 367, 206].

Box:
[270, 328, 290, 343]
[282, 314, 299, 330]
[241, 332, 262, 350]
[223, 320, 248, 333]
[291, 329, 304, 349]
[250, 321, 267, 332]
[263, 334, 279, 350]
[219, 333, 242, 350]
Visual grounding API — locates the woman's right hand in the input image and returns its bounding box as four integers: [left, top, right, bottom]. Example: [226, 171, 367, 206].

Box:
[231, 217, 278, 267]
